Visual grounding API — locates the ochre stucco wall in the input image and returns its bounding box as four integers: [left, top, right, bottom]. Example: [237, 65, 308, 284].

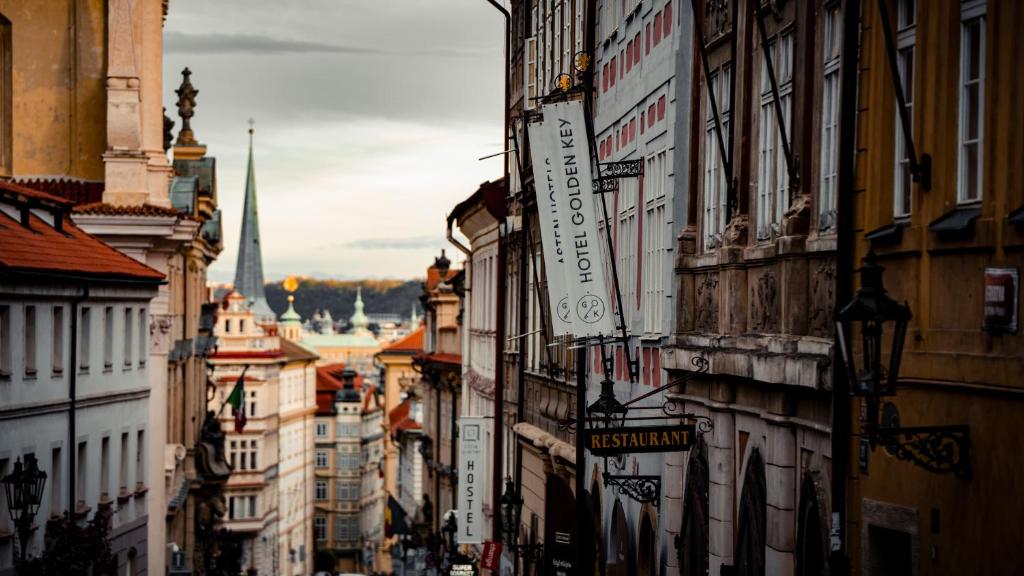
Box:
[2, 0, 107, 179]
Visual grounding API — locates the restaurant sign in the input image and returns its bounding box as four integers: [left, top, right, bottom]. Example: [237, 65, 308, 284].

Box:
[584, 424, 696, 456]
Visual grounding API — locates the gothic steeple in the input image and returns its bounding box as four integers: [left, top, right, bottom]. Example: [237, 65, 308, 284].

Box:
[233, 121, 275, 321]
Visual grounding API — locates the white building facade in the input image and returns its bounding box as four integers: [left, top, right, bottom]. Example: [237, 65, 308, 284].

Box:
[0, 183, 163, 574]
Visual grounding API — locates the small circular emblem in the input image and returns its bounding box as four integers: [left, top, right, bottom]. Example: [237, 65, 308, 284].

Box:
[557, 297, 572, 322]
[577, 295, 606, 324]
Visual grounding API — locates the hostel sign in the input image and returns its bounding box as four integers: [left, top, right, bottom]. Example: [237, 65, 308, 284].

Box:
[584, 424, 696, 456]
[457, 417, 490, 544]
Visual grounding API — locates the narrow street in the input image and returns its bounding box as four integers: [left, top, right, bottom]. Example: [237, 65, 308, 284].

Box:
[0, 1, 1022, 576]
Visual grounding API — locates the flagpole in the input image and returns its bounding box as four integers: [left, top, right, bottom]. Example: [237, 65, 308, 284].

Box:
[217, 365, 250, 417]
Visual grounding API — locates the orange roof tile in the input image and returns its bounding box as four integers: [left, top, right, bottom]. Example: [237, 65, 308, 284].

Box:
[12, 178, 103, 205]
[0, 181, 73, 206]
[382, 326, 425, 353]
[362, 385, 381, 413]
[388, 399, 421, 435]
[426, 267, 460, 291]
[0, 188, 165, 282]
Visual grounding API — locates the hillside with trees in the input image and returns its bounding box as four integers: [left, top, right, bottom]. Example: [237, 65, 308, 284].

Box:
[264, 278, 422, 324]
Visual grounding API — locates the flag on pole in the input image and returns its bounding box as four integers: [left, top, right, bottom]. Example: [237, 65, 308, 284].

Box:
[226, 368, 248, 433]
[385, 494, 410, 537]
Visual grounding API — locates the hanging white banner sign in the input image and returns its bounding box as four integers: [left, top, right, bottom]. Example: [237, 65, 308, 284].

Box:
[457, 416, 490, 544]
[543, 100, 616, 338]
[527, 119, 573, 336]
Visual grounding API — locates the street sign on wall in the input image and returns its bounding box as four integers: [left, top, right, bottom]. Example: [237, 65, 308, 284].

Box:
[583, 424, 696, 456]
[538, 100, 616, 339]
[527, 118, 574, 336]
[983, 267, 1019, 333]
[457, 416, 490, 544]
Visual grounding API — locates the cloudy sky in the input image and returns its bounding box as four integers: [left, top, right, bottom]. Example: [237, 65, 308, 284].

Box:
[163, 0, 506, 282]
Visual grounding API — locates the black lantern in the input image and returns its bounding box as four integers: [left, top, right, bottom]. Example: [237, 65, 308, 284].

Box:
[835, 251, 912, 396]
[498, 477, 544, 564]
[2, 454, 47, 566]
[587, 375, 628, 428]
[434, 250, 451, 279]
[498, 477, 521, 543]
[836, 251, 971, 478]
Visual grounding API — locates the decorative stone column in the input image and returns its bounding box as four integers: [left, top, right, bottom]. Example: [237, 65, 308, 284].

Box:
[103, 0, 149, 207]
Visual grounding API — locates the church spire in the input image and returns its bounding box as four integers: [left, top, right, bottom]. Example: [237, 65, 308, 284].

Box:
[233, 121, 275, 321]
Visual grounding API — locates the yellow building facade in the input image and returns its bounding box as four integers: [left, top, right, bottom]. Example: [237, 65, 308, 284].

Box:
[847, 1, 1024, 574]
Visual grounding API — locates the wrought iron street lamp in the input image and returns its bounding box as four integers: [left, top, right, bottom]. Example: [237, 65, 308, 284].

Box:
[836, 251, 971, 478]
[835, 251, 911, 396]
[2, 454, 47, 567]
[498, 477, 543, 566]
[434, 250, 451, 279]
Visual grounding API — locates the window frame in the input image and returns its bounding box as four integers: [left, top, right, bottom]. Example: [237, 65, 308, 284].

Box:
[893, 0, 916, 219]
[819, 3, 842, 230]
[956, 0, 986, 205]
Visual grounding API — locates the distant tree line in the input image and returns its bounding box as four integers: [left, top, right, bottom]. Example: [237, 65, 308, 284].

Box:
[264, 278, 422, 324]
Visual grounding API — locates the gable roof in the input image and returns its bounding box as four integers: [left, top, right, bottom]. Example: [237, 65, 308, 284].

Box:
[0, 182, 165, 283]
[381, 326, 425, 354]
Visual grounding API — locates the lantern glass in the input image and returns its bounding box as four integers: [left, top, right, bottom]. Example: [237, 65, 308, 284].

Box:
[836, 252, 912, 397]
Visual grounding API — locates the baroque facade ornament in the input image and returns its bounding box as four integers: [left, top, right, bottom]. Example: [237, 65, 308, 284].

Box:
[809, 260, 836, 337]
[751, 269, 778, 333]
[175, 68, 199, 146]
[695, 273, 719, 333]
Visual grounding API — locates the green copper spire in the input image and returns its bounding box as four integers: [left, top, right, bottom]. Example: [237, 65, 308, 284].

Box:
[233, 121, 275, 321]
[280, 295, 301, 324]
[350, 286, 370, 333]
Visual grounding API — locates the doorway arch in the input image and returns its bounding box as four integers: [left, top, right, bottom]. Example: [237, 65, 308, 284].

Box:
[591, 473, 607, 576]
[637, 507, 657, 576]
[796, 470, 828, 576]
[607, 498, 634, 576]
[734, 448, 766, 576]
[679, 438, 710, 576]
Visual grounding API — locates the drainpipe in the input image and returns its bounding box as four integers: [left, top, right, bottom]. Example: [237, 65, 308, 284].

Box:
[831, 0, 860, 574]
[481, 0, 511, 545]
[68, 283, 89, 518]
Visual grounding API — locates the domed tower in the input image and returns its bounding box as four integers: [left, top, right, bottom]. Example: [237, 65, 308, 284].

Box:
[279, 295, 303, 340]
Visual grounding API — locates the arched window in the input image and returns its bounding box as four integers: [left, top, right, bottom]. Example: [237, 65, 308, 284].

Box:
[796, 471, 827, 576]
[637, 510, 656, 576]
[607, 499, 634, 576]
[735, 448, 767, 576]
[680, 438, 709, 576]
[591, 476, 607, 576]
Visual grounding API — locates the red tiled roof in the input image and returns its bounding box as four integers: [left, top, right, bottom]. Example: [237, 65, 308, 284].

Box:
[208, 350, 281, 360]
[12, 178, 103, 205]
[215, 375, 264, 383]
[388, 399, 421, 435]
[315, 363, 366, 414]
[73, 202, 182, 217]
[426, 268, 460, 291]
[363, 385, 381, 413]
[421, 352, 461, 366]
[0, 180, 73, 206]
[316, 389, 336, 415]
[0, 184, 164, 282]
[382, 326, 425, 353]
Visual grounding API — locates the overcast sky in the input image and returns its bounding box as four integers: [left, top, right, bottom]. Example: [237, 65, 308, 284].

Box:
[164, 0, 506, 282]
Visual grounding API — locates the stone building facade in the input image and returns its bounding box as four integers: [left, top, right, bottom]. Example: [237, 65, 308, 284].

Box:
[663, 0, 841, 574]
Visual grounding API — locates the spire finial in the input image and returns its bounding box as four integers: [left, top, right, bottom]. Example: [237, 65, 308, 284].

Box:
[175, 67, 199, 146]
